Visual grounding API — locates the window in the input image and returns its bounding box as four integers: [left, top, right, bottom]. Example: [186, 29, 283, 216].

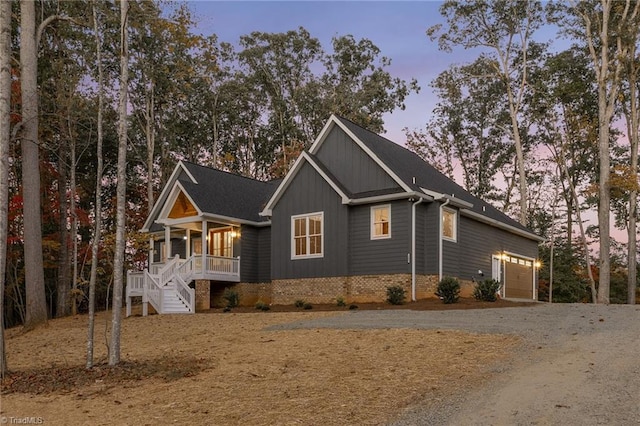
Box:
[292, 212, 324, 259]
[371, 205, 391, 239]
[442, 208, 457, 242]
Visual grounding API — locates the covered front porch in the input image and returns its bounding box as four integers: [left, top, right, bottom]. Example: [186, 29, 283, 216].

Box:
[149, 218, 242, 283]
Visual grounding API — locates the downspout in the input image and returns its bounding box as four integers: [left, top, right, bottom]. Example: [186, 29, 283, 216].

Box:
[438, 198, 451, 281]
[411, 197, 424, 301]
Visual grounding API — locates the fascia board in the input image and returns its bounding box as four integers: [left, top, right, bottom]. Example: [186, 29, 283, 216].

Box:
[331, 117, 414, 194]
[155, 181, 204, 225]
[348, 191, 434, 205]
[461, 209, 545, 242]
[419, 187, 473, 209]
[303, 152, 350, 203]
[260, 152, 307, 216]
[141, 161, 193, 232]
[308, 114, 339, 154]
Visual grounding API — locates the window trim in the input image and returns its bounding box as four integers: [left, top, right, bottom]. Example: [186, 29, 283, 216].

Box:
[441, 207, 457, 242]
[291, 211, 324, 259]
[370, 204, 391, 240]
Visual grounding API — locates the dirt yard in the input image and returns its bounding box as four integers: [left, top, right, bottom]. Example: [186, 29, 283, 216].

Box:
[1, 299, 523, 425]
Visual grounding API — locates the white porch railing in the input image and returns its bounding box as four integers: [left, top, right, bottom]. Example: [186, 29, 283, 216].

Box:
[126, 255, 195, 317]
[126, 254, 240, 316]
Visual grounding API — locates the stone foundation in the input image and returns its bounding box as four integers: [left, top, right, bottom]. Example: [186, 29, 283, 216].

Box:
[271, 274, 442, 305]
[203, 275, 472, 307]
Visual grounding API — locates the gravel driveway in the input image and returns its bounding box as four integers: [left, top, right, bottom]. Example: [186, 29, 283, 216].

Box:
[270, 303, 640, 425]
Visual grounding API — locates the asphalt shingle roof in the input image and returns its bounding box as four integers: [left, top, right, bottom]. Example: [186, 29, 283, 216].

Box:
[180, 162, 280, 223]
[334, 116, 533, 234]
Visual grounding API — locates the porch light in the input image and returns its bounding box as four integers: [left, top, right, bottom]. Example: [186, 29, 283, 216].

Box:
[231, 230, 240, 239]
[535, 260, 542, 268]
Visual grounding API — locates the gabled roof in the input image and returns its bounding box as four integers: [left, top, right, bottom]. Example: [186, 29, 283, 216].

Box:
[262, 115, 541, 241]
[142, 161, 280, 232]
[332, 116, 539, 238]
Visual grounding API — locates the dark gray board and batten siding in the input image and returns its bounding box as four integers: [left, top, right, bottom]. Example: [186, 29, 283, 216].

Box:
[348, 201, 412, 276]
[238, 225, 271, 283]
[314, 126, 400, 194]
[270, 162, 349, 279]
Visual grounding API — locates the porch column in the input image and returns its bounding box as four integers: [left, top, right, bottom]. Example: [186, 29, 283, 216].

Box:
[185, 229, 191, 259]
[164, 225, 171, 261]
[201, 220, 207, 274]
[148, 236, 154, 270]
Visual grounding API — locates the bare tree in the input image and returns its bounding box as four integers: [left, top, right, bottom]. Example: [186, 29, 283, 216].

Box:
[568, 0, 640, 303]
[20, 0, 48, 328]
[109, 0, 129, 366]
[0, 0, 13, 377]
[87, 0, 105, 369]
[427, 0, 544, 225]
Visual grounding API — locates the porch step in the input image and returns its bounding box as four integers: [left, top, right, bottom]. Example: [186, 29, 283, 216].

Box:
[161, 283, 192, 314]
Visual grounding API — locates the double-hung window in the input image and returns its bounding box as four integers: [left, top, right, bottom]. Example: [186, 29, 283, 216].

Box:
[442, 207, 457, 242]
[371, 205, 391, 239]
[292, 212, 324, 259]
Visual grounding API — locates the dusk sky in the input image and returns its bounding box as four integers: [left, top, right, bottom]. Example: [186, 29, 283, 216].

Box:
[185, 1, 566, 145]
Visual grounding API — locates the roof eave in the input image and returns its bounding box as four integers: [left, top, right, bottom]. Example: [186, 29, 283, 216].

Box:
[461, 209, 544, 242]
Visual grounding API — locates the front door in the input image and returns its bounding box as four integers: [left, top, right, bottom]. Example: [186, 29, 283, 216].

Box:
[210, 228, 233, 258]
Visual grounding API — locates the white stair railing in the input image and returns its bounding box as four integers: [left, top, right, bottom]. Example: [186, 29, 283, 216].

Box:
[173, 273, 195, 313]
[158, 255, 180, 287]
[143, 270, 163, 315]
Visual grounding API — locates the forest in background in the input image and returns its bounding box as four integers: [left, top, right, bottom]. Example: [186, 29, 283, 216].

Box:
[0, 0, 639, 364]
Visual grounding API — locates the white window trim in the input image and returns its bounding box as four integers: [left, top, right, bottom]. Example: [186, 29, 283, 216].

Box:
[442, 207, 457, 242]
[370, 204, 391, 240]
[291, 211, 324, 260]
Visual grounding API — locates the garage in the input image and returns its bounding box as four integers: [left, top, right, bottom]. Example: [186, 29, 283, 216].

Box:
[503, 256, 535, 299]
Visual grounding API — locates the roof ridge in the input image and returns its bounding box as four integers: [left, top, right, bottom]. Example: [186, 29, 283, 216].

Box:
[181, 160, 277, 185]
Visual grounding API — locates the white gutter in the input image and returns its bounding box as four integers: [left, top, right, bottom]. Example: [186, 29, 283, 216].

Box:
[411, 197, 424, 301]
[348, 191, 433, 205]
[438, 198, 451, 281]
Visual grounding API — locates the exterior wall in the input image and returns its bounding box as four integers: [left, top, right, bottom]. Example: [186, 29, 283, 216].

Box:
[271, 162, 349, 279]
[257, 227, 271, 282]
[456, 215, 538, 282]
[271, 274, 440, 305]
[348, 201, 412, 275]
[239, 225, 259, 282]
[314, 126, 400, 194]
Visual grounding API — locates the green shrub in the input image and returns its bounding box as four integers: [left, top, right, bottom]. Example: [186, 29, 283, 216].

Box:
[255, 300, 270, 311]
[303, 302, 313, 310]
[386, 285, 406, 305]
[336, 296, 346, 307]
[222, 287, 240, 309]
[436, 276, 460, 304]
[473, 279, 501, 302]
[294, 299, 305, 308]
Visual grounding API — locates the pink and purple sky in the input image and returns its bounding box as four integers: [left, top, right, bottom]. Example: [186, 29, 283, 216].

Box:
[186, 1, 566, 145]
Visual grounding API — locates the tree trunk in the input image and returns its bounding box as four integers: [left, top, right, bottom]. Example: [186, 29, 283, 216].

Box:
[0, 0, 13, 377]
[626, 60, 638, 305]
[87, 0, 104, 369]
[56, 138, 70, 317]
[109, 0, 129, 366]
[20, 0, 48, 328]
